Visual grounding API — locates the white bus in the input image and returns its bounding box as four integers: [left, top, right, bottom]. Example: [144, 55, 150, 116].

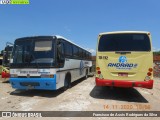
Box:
[10, 35, 92, 90]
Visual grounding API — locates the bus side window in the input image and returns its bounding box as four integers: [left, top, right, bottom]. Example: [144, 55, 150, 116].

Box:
[57, 41, 65, 67]
[64, 42, 72, 57]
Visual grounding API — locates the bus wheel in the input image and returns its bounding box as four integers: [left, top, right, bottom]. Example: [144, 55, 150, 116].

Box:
[63, 74, 71, 90]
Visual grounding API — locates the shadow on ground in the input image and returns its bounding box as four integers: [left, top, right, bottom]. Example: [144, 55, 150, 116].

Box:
[90, 86, 148, 103]
[10, 77, 86, 98]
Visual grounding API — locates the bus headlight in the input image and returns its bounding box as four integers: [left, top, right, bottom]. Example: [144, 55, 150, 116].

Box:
[41, 74, 54, 78]
[10, 74, 18, 78]
[41, 74, 50, 78]
[50, 74, 54, 78]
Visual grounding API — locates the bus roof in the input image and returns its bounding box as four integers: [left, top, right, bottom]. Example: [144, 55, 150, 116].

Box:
[15, 35, 91, 54]
[99, 31, 150, 35]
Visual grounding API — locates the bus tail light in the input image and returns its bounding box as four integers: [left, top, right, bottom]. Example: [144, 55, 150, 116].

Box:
[145, 68, 153, 81]
[96, 67, 103, 79]
[148, 68, 153, 72]
[147, 72, 152, 76]
[96, 67, 101, 74]
[98, 71, 101, 74]
[146, 67, 153, 77]
[96, 67, 100, 71]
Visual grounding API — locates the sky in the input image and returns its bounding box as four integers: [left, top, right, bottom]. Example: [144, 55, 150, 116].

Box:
[0, 0, 160, 55]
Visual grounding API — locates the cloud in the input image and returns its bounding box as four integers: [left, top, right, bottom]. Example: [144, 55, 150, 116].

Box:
[86, 48, 96, 55]
[153, 47, 160, 52]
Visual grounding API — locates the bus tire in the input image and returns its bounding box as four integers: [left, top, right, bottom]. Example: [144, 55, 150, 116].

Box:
[63, 73, 71, 91]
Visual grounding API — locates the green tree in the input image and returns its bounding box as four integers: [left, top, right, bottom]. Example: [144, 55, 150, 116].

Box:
[153, 51, 160, 55]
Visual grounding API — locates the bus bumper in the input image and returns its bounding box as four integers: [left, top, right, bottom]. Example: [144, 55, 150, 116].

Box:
[10, 77, 57, 90]
[95, 77, 153, 89]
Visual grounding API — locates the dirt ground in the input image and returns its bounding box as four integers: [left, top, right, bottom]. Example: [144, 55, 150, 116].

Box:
[0, 76, 160, 120]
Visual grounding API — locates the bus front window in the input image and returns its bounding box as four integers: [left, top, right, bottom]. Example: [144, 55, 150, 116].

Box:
[31, 40, 54, 64]
[12, 38, 55, 68]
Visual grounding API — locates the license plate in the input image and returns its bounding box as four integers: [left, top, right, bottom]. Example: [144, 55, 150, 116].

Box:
[118, 73, 128, 77]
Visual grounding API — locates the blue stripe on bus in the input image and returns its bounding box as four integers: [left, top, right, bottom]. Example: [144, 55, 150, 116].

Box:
[9, 75, 56, 90]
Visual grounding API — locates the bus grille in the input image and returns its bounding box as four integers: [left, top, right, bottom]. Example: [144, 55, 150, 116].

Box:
[20, 82, 40, 86]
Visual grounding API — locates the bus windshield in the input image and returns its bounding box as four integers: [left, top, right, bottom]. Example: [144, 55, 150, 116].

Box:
[98, 33, 151, 52]
[11, 37, 55, 68]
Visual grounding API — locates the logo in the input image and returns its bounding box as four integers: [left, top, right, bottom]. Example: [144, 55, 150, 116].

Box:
[0, 0, 11, 4]
[119, 56, 127, 63]
[2, 112, 11, 118]
[107, 56, 138, 70]
[0, 0, 29, 4]
[1, 112, 42, 117]
[80, 60, 84, 75]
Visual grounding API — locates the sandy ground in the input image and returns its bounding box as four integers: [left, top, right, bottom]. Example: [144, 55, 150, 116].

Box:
[0, 76, 160, 120]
